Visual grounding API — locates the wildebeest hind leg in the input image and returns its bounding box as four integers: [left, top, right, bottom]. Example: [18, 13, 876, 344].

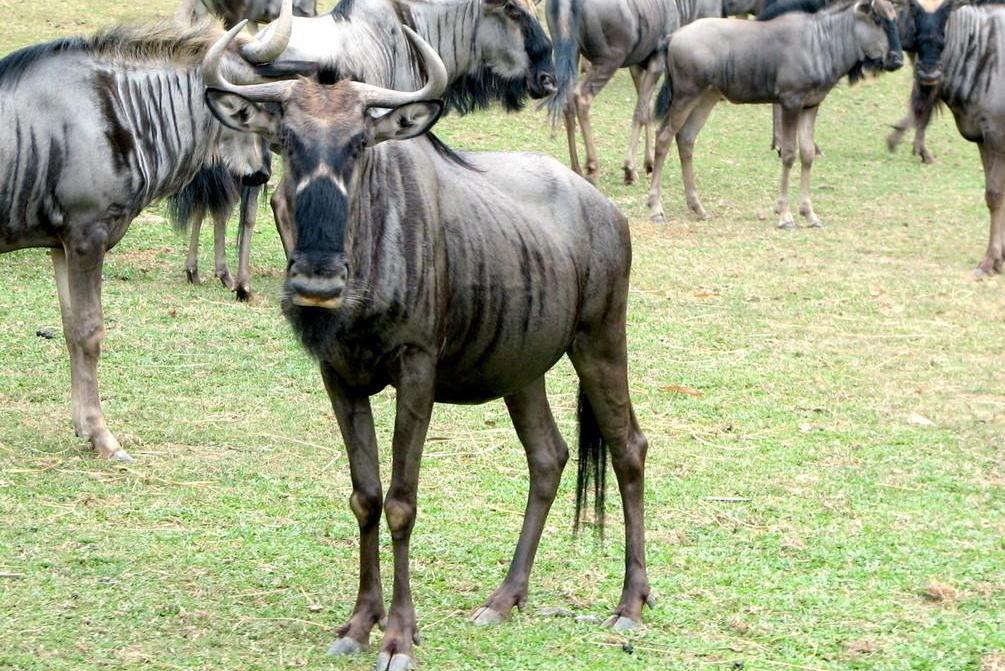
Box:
[234, 185, 261, 301]
[564, 106, 584, 176]
[321, 364, 386, 656]
[775, 107, 800, 229]
[569, 322, 651, 631]
[797, 106, 822, 228]
[624, 64, 661, 185]
[271, 186, 295, 259]
[472, 377, 569, 625]
[575, 60, 620, 181]
[977, 143, 1005, 276]
[676, 91, 719, 221]
[52, 240, 130, 461]
[184, 203, 207, 284]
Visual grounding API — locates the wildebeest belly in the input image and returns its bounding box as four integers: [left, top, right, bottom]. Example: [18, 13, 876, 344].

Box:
[430, 152, 608, 403]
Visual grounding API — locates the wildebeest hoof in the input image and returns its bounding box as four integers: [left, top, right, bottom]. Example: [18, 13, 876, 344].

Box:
[603, 615, 640, 632]
[217, 271, 236, 290]
[328, 636, 367, 656]
[623, 166, 639, 185]
[689, 204, 709, 221]
[375, 652, 414, 671]
[110, 449, 134, 463]
[806, 219, 824, 229]
[235, 286, 253, 302]
[650, 212, 666, 225]
[185, 268, 201, 285]
[471, 606, 505, 626]
[920, 150, 935, 165]
[777, 218, 796, 230]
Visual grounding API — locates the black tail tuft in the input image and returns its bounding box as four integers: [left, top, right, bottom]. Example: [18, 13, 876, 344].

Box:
[655, 75, 673, 120]
[574, 385, 607, 539]
[166, 162, 240, 233]
[544, 0, 582, 126]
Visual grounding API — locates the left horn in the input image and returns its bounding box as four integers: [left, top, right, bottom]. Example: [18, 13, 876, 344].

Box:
[203, 20, 296, 101]
[240, 0, 293, 63]
[353, 26, 448, 108]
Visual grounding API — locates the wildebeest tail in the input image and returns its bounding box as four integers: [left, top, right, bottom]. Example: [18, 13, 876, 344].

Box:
[655, 71, 673, 119]
[545, 0, 581, 125]
[166, 163, 240, 233]
[574, 385, 607, 538]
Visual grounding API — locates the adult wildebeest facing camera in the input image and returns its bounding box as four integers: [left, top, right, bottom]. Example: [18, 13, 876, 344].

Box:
[202, 21, 650, 671]
[0, 15, 298, 460]
[896, 2, 1005, 275]
[174, 0, 556, 299]
[646, 0, 903, 228]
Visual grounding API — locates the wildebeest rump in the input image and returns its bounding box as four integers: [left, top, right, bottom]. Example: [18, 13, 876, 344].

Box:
[203, 22, 650, 671]
[547, 0, 723, 184]
[0, 18, 295, 460]
[898, 2, 1005, 274]
[646, 0, 903, 228]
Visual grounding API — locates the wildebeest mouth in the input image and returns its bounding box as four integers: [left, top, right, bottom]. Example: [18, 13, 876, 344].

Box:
[917, 68, 943, 85]
[884, 52, 904, 72]
[291, 294, 344, 309]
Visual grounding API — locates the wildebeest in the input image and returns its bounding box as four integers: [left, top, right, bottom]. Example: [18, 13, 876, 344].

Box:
[169, 0, 308, 298]
[203, 21, 650, 670]
[897, 2, 1005, 274]
[646, 0, 903, 227]
[546, 0, 723, 184]
[179, 0, 555, 297]
[885, 0, 955, 164]
[0, 18, 294, 460]
[176, 0, 318, 28]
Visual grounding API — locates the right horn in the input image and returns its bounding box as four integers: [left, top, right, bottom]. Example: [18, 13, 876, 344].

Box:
[352, 26, 448, 108]
[203, 20, 296, 101]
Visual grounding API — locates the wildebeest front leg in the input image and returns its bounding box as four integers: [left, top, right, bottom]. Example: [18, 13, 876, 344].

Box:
[563, 106, 584, 177]
[676, 91, 719, 221]
[575, 59, 621, 181]
[234, 185, 261, 301]
[648, 95, 702, 224]
[569, 325, 651, 631]
[472, 377, 569, 625]
[797, 106, 822, 228]
[911, 86, 938, 165]
[378, 347, 436, 671]
[184, 204, 207, 284]
[977, 143, 1005, 276]
[52, 239, 130, 461]
[775, 106, 800, 229]
[212, 208, 236, 290]
[623, 64, 661, 185]
[271, 186, 296, 259]
[321, 364, 386, 656]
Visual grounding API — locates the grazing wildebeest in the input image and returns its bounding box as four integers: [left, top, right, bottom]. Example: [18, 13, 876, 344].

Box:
[170, 0, 308, 297]
[180, 0, 556, 297]
[546, 0, 723, 184]
[897, 2, 1005, 274]
[885, 0, 955, 164]
[646, 0, 903, 227]
[176, 0, 318, 28]
[0, 19, 294, 460]
[203, 21, 650, 670]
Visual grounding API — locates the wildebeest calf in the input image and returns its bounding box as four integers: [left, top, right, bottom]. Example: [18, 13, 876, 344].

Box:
[646, 0, 903, 228]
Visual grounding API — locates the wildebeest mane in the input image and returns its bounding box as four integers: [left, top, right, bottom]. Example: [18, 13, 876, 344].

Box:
[330, 0, 359, 20]
[0, 20, 226, 90]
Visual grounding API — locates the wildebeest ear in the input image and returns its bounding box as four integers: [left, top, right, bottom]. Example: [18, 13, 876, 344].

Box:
[205, 89, 281, 138]
[367, 101, 444, 144]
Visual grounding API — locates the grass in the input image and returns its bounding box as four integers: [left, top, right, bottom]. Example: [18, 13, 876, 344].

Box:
[2, 2, 1004, 670]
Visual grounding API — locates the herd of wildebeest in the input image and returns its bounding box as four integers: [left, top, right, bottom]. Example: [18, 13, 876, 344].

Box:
[0, 0, 998, 666]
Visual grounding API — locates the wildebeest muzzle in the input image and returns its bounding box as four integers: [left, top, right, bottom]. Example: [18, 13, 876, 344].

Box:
[286, 254, 348, 309]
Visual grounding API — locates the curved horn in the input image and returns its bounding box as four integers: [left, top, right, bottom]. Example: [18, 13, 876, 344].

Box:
[240, 0, 293, 63]
[203, 20, 296, 101]
[352, 26, 448, 108]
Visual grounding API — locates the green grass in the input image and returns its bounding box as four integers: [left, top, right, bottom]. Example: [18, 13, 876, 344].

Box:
[2, 3, 1004, 670]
